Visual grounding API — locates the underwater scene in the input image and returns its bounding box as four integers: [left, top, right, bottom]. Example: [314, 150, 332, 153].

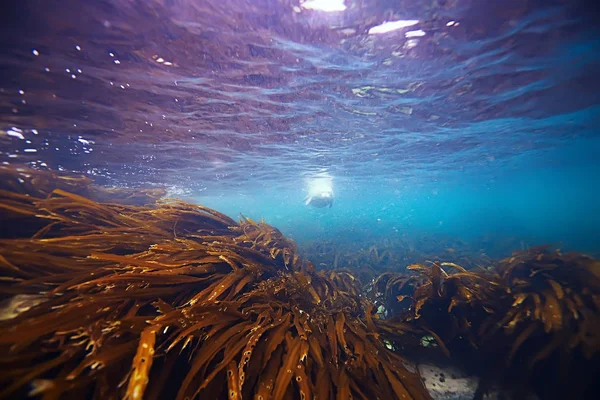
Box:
[0, 0, 599, 399]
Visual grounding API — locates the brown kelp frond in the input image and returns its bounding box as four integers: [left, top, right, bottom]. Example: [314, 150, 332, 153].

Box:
[160, 269, 429, 400]
[378, 247, 600, 399]
[0, 167, 430, 400]
[493, 247, 600, 361]
[231, 215, 302, 271]
[0, 165, 165, 206]
[368, 263, 500, 326]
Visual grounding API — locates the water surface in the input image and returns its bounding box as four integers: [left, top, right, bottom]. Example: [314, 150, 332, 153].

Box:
[1, 0, 599, 257]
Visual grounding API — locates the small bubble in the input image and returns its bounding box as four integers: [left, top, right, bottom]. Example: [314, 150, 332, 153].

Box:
[18, 90, 24, 95]
[75, 45, 81, 51]
[44, 67, 50, 72]
[32, 49, 39, 56]
[71, 74, 76, 79]
[114, 59, 120, 64]
[109, 52, 115, 57]
[77, 68, 82, 73]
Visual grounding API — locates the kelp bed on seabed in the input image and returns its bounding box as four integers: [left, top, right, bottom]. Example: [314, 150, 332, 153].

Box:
[0, 166, 598, 400]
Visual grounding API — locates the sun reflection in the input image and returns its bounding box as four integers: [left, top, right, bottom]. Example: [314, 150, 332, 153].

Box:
[405, 29, 426, 38]
[301, 0, 347, 12]
[152, 55, 174, 66]
[368, 20, 419, 35]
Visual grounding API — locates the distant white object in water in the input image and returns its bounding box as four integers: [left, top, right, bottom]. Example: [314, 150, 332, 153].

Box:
[305, 191, 334, 208]
[305, 173, 334, 208]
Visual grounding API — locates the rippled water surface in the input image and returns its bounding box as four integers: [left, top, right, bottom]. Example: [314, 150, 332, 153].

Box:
[1, 0, 599, 254]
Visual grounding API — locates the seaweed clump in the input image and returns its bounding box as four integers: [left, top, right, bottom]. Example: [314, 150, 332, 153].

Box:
[0, 166, 430, 400]
[371, 250, 600, 399]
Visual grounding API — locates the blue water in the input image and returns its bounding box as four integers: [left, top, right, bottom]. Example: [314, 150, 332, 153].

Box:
[1, 0, 599, 259]
[197, 135, 600, 255]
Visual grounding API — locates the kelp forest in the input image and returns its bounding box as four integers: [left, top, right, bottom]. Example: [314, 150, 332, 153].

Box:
[0, 166, 598, 400]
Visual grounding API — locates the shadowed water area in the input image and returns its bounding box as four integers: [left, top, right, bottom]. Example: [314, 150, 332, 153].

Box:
[1, 0, 599, 259]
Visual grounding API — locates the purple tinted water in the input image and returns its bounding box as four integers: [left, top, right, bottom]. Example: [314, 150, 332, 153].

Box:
[1, 0, 599, 255]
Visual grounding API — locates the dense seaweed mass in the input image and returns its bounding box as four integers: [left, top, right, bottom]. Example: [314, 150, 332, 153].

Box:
[0, 166, 599, 400]
[0, 167, 429, 400]
[370, 252, 600, 399]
